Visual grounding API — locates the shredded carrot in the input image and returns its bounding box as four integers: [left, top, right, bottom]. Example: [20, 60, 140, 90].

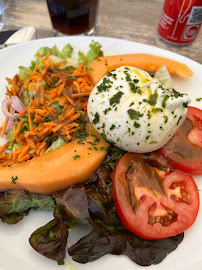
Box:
[28, 107, 34, 131]
[38, 127, 50, 138]
[57, 82, 66, 96]
[18, 153, 31, 163]
[32, 63, 39, 75]
[43, 53, 50, 61]
[73, 81, 80, 91]
[39, 147, 47, 156]
[0, 142, 10, 155]
[0, 52, 94, 165]
[12, 151, 18, 162]
[1, 117, 9, 138]
[66, 95, 75, 106]
[72, 92, 90, 98]
[26, 137, 36, 149]
[52, 124, 63, 133]
[19, 107, 28, 116]
[18, 145, 30, 159]
[13, 121, 24, 138]
[39, 141, 47, 149]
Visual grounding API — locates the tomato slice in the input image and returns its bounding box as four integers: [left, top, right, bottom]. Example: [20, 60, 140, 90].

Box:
[113, 153, 199, 239]
[158, 106, 202, 175]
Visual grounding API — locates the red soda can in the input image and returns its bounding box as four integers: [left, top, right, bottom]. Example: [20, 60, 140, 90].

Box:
[158, 0, 202, 45]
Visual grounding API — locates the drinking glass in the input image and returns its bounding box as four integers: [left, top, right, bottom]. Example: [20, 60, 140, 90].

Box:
[46, 0, 99, 36]
[0, 0, 5, 30]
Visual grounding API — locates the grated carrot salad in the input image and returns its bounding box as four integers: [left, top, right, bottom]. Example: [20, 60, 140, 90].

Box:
[0, 54, 94, 166]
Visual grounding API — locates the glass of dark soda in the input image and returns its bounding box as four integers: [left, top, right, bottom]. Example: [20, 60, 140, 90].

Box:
[46, 0, 99, 36]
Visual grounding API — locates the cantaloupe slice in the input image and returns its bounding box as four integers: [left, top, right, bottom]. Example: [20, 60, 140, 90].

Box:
[88, 54, 193, 85]
[0, 124, 108, 194]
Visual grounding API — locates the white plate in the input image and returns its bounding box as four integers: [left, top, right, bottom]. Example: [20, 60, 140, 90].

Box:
[0, 36, 201, 270]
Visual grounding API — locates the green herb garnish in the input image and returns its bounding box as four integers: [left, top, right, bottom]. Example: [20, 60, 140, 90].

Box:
[110, 91, 124, 105]
[92, 112, 100, 125]
[127, 109, 143, 120]
[73, 155, 80, 160]
[11, 176, 18, 184]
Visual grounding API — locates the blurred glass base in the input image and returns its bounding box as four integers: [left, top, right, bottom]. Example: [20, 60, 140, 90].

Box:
[53, 24, 97, 37]
[0, 1, 5, 31]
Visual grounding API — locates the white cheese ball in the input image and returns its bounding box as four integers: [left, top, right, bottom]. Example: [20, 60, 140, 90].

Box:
[87, 66, 190, 153]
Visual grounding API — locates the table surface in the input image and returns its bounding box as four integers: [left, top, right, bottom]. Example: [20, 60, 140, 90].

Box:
[3, 0, 202, 64]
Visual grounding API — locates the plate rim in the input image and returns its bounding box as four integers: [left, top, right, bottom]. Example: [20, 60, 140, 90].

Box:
[0, 35, 201, 68]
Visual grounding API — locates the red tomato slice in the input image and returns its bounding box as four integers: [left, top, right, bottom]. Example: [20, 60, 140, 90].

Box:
[113, 153, 199, 239]
[158, 106, 202, 175]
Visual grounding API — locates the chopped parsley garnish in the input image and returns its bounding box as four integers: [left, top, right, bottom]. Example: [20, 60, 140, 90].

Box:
[125, 72, 131, 81]
[107, 72, 117, 79]
[177, 116, 182, 125]
[73, 155, 80, 160]
[57, 260, 64, 266]
[110, 124, 116, 130]
[162, 95, 170, 108]
[127, 109, 143, 120]
[134, 122, 141, 128]
[94, 146, 98, 151]
[196, 97, 202, 101]
[51, 78, 57, 86]
[130, 163, 135, 172]
[183, 102, 188, 108]
[158, 165, 163, 171]
[45, 136, 52, 143]
[76, 130, 88, 139]
[101, 133, 107, 141]
[100, 147, 105, 150]
[92, 112, 100, 124]
[44, 115, 51, 122]
[97, 77, 112, 93]
[133, 79, 139, 83]
[172, 89, 183, 98]
[143, 92, 158, 106]
[45, 84, 50, 90]
[11, 176, 18, 184]
[129, 82, 142, 94]
[71, 76, 77, 81]
[129, 102, 134, 107]
[78, 140, 84, 145]
[28, 148, 34, 153]
[164, 116, 168, 124]
[103, 107, 112, 115]
[110, 91, 124, 105]
[152, 108, 163, 112]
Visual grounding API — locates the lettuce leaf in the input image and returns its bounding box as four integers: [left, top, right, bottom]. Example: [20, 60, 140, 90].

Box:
[29, 206, 68, 262]
[60, 44, 73, 59]
[36, 44, 73, 59]
[35, 47, 51, 57]
[44, 137, 67, 154]
[0, 191, 55, 224]
[6, 129, 13, 141]
[19, 66, 32, 81]
[78, 41, 103, 68]
[21, 89, 30, 106]
[54, 184, 91, 225]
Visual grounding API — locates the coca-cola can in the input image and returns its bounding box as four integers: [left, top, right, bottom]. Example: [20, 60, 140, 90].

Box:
[158, 0, 202, 45]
